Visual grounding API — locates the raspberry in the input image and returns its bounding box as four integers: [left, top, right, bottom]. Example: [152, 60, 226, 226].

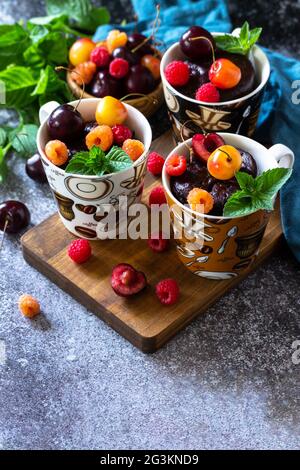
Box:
[86, 125, 113, 151]
[165, 154, 187, 176]
[111, 263, 147, 297]
[71, 61, 97, 85]
[122, 139, 145, 161]
[67, 239, 92, 264]
[147, 232, 169, 253]
[112, 124, 133, 146]
[147, 152, 164, 176]
[107, 30, 128, 54]
[155, 279, 179, 306]
[164, 61, 190, 87]
[90, 46, 111, 68]
[187, 188, 214, 213]
[18, 294, 40, 318]
[109, 58, 129, 79]
[195, 83, 220, 103]
[45, 140, 68, 166]
[148, 185, 166, 206]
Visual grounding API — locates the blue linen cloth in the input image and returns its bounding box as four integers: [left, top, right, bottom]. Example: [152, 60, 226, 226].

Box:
[94, 0, 300, 261]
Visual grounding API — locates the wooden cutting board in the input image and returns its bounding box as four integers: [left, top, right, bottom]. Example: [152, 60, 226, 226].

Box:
[21, 131, 283, 353]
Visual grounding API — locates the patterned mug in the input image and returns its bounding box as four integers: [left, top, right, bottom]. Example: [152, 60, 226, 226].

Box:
[160, 33, 270, 141]
[162, 133, 294, 280]
[37, 98, 152, 239]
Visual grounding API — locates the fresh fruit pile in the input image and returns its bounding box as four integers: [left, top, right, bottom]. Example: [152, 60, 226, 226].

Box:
[168, 133, 292, 217]
[44, 96, 145, 174]
[69, 31, 161, 99]
[164, 22, 262, 103]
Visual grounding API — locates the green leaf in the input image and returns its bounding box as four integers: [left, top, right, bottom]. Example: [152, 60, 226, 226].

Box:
[0, 66, 38, 109]
[106, 146, 132, 173]
[28, 14, 68, 26]
[31, 66, 72, 105]
[0, 24, 29, 69]
[0, 150, 8, 184]
[223, 167, 292, 217]
[215, 21, 262, 55]
[10, 124, 38, 157]
[0, 128, 7, 147]
[46, 0, 110, 32]
[254, 167, 293, 197]
[23, 30, 68, 67]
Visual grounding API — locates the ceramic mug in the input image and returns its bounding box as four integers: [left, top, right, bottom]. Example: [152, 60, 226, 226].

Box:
[160, 33, 270, 141]
[37, 98, 152, 239]
[162, 134, 294, 280]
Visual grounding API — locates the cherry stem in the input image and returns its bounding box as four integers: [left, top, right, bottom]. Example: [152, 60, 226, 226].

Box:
[189, 35, 215, 63]
[120, 93, 158, 105]
[0, 219, 8, 255]
[180, 119, 197, 163]
[131, 4, 160, 53]
[55, 66, 85, 112]
[219, 148, 232, 162]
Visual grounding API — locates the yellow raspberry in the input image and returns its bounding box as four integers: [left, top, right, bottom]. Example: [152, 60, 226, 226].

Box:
[18, 294, 40, 318]
[45, 140, 68, 166]
[107, 29, 128, 54]
[71, 61, 97, 85]
[122, 139, 145, 161]
[86, 125, 113, 151]
[187, 188, 214, 213]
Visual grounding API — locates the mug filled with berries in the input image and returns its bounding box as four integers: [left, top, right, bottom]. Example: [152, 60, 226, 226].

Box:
[67, 29, 164, 117]
[160, 22, 270, 140]
[37, 96, 152, 239]
[162, 131, 294, 279]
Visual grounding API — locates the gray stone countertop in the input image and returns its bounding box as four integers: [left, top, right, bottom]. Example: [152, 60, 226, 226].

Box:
[0, 0, 299, 450]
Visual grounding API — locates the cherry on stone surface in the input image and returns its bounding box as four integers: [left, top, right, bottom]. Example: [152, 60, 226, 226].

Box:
[25, 154, 47, 183]
[0, 201, 31, 233]
[47, 104, 85, 142]
[180, 26, 216, 61]
[125, 65, 155, 95]
[112, 46, 140, 66]
[89, 70, 124, 98]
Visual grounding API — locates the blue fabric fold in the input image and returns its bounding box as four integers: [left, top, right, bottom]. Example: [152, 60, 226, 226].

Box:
[94, 0, 300, 261]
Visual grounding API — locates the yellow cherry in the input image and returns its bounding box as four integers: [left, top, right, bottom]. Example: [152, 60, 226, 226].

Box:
[207, 145, 242, 180]
[69, 38, 95, 66]
[95, 96, 128, 127]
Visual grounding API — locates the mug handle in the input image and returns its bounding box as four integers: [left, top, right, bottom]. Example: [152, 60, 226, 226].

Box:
[267, 144, 294, 169]
[39, 101, 60, 124]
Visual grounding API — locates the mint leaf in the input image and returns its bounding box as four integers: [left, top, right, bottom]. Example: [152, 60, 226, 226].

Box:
[0, 128, 7, 147]
[254, 168, 293, 198]
[0, 66, 38, 109]
[10, 124, 38, 157]
[46, 0, 110, 33]
[224, 167, 292, 217]
[0, 24, 29, 70]
[215, 21, 262, 55]
[106, 146, 132, 173]
[0, 148, 8, 184]
[65, 145, 133, 176]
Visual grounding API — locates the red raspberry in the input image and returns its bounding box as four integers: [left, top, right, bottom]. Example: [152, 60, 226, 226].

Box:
[147, 233, 169, 253]
[90, 46, 111, 68]
[147, 152, 165, 176]
[67, 239, 92, 264]
[112, 124, 133, 146]
[109, 58, 129, 79]
[165, 154, 187, 176]
[164, 61, 190, 87]
[148, 185, 167, 206]
[195, 83, 220, 103]
[155, 278, 179, 306]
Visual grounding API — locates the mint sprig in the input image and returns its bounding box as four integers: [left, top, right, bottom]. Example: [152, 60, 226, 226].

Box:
[65, 145, 133, 176]
[215, 22, 262, 56]
[223, 168, 292, 217]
